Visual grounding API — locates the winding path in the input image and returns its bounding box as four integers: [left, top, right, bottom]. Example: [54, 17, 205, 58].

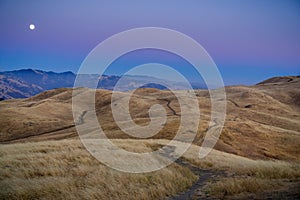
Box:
[171, 159, 215, 200]
[158, 98, 181, 116]
[1, 110, 88, 144]
[158, 145, 220, 200]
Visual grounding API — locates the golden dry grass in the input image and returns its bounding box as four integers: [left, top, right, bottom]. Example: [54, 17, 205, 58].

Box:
[1, 78, 300, 162]
[1, 139, 299, 199]
[147, 140, 300, 179]
[177, 143, 300, 198]
[0, 139, 197, 200]
[0, 76, 300, 199]
[207, 177, 282, 197]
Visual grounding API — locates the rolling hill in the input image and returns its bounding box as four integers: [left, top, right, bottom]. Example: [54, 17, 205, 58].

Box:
[0, 75, 299, 199]
[0, 76, 299, 161]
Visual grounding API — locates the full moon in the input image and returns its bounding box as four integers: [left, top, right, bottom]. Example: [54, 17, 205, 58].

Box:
[29, 24, 35, 30]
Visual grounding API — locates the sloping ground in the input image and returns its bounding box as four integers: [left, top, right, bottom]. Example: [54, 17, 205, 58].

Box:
[0, 139, 299, 199]
[0, 139, 197, 200]
[254, 76, 300, 110]
[0, 77, 299, 162]
[0, 76, 300, 199]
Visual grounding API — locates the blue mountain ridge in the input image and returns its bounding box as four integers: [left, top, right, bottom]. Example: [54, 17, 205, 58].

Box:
[0, 69, 206, 100]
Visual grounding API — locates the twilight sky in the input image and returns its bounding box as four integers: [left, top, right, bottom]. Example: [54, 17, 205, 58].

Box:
[0, 0, 299, 85]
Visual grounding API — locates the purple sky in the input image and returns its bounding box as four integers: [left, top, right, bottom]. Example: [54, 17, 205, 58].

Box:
[0, 0, 299, 85]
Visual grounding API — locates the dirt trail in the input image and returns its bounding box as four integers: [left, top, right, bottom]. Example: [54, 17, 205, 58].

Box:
[1, 125, 75, 144]
[0, 110, 88, 144]
[165, 100, 180, 116]
[171, 159, 215, 200]
[159, 146, 221, 200]
[158, 98, 180, 116]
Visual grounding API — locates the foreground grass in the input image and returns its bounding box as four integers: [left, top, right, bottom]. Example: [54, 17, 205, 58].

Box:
[1, 139, 299, 199]
[0, 139, 197, 200]
[208, 177, 282, 198]
[144, 139, 300, 198]
[178, 144, 300, 198]
[181, 145, 300, 179]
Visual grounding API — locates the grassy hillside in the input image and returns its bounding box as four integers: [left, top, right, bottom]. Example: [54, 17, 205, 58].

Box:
[1, 77, 299, 161]
[1, 139, 299, 199]
[0, 76, 299, 199]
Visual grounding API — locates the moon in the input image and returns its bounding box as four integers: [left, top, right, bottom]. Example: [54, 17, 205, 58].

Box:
[29, 24, 35, 30]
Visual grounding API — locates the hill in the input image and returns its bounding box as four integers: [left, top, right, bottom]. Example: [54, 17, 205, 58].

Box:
[0, 76, 299, 199]
[0, 76, 299, 161]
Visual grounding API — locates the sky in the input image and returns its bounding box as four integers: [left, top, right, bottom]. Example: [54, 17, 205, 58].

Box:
[0, 0, 299, 85]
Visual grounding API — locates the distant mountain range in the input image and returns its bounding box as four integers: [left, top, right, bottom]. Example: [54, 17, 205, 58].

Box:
[0, 69, 206, 100]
